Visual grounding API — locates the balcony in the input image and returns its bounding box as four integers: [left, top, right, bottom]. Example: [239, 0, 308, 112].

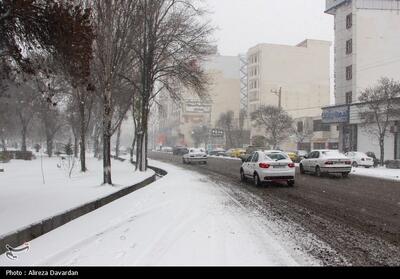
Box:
[325, 0, 347, 14]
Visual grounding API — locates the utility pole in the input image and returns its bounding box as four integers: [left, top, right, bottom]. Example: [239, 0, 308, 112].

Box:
[271, 87, 282, 109]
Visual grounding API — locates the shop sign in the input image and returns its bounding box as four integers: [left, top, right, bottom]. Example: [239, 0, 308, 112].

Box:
[322, 106, 349, 124]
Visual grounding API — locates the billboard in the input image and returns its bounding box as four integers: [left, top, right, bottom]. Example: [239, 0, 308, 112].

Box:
[322, 105, 349, 124]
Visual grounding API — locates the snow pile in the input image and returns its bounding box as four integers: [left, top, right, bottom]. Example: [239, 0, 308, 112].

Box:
[209, 156, 242, 161]
[1, 160, 318, 266]
[351, 167, 400, 181]
[0, 157, 154, 237]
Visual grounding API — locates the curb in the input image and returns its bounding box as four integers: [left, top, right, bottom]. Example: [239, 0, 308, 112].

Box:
[0, 164, 167, 255]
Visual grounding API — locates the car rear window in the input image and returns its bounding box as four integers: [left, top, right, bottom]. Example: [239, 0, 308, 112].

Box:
[265, 153, 288, 161]
[321, 151, 343, 157]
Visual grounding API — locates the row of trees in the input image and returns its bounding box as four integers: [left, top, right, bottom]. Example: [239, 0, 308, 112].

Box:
[0, 0, 215, 185]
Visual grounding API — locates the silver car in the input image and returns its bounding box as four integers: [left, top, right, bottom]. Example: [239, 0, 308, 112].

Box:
[300, 150, 352, 177]
[182, 148, 208, 165]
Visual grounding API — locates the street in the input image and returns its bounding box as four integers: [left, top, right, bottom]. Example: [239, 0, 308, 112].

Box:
[149, 152, 400, 266]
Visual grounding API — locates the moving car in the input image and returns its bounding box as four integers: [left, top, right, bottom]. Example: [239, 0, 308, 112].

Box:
[299, 150, 352, 177]
[240, 150, 296, 187]
[182, 148, 208, 164]
[345, 152, 374, 168]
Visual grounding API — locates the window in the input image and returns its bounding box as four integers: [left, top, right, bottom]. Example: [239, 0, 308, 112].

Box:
[313, 120, 331, 132]
[346, 65, 352, 80]
[346, 91, 353, 104]
[346, 39, 352, 54]
[346, 13, 352, 29]
[252, 152, 259, 162]
[297, 121, 304, 133]
[313, 143, 326, 150]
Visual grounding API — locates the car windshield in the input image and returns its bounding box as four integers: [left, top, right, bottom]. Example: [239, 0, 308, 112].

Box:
[265, 152, 288, 161]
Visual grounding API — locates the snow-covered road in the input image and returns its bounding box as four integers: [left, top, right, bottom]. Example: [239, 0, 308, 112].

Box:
[1, 160, 319, 266]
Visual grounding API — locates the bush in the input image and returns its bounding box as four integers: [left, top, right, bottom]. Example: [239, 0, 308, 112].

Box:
[385, 160, 400, 169]
[0, 152, 11, 163]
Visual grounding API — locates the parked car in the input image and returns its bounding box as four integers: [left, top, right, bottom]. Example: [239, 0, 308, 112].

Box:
[345, 151, 374, 168]
[161, 146, 173, 153]
[208, 148, 226, 157]
[182, 148, 208, 164]
[285, 151, 299, 163]
[240, 150, 296, 187]
[226, 148, 246, 158]
[366, 152, 380, 168]
[173, 146, 189, 156]
[295, 150, 309, 163]
[299, 150, 352, 177]
[240, 146, 268, 162]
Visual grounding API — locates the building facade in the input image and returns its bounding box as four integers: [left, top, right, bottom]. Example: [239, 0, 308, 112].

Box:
[322, 0, 400, 159]
[156, 55, 242, 149]
[247, 39, 338, 151]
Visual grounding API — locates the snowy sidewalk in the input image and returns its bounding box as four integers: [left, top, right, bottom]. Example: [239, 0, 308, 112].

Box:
[1, 160, 318, 266]
[0, 157, 154, 237]
[351, 167, 400, 181]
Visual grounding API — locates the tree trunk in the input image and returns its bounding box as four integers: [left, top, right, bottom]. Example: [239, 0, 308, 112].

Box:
[46, 137, 53, 158]
[380, 137, 385, 166]
[115, 124, 122, 158]
[1, 137, 7, 152]
[103, 131, 112, 185]
[102, 85, 113, 185]
[74, 135, 79, 158]
[21, 125, 27, 152]
[79, 100, 87, 172]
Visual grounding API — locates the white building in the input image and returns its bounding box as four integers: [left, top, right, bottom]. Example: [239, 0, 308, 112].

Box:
[322, 0, 400, 159]
[156, 55, 243, 149]
[247, 40, 338, 151]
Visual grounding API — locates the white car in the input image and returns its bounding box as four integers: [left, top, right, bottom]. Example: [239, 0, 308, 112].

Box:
[300, 150, 352, 177]
[182, 148, 208, 164]
[345, 152, 374, 168]
[240, 150, 296, 187]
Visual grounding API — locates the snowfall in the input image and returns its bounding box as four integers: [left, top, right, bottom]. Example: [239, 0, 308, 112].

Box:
[0, 158, 319, 266]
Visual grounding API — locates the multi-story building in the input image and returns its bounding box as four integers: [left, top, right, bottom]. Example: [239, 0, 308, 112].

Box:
[156, 55, 242, 149]
[322, 0, 400, 159]
[247, 39, 338, 151]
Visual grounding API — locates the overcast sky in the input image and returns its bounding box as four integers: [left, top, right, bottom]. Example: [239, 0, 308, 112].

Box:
[204, 0, 334, 56]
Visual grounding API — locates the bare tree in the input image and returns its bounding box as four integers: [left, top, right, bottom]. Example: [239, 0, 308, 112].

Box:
[45, 3, 95, 172]
[191, 125, 210, 149]
[359, 77, 400, 165]
[125, 0, 215, 171]
[88, 0, 138, 184]
[217, 111, 235, 149]
[292, 119, 313, 150]
[251, 105, 293, 150]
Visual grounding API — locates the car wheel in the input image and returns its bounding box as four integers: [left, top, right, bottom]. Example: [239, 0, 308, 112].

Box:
[254, 173, 262, 187]
[315, 166, 321, 177]
[300, 164, 305, 174]
[342, 172, 350, 178]
[287, 180, 295, 187]
[352, 162, 358, 168]
[240, 169, 247, 182]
